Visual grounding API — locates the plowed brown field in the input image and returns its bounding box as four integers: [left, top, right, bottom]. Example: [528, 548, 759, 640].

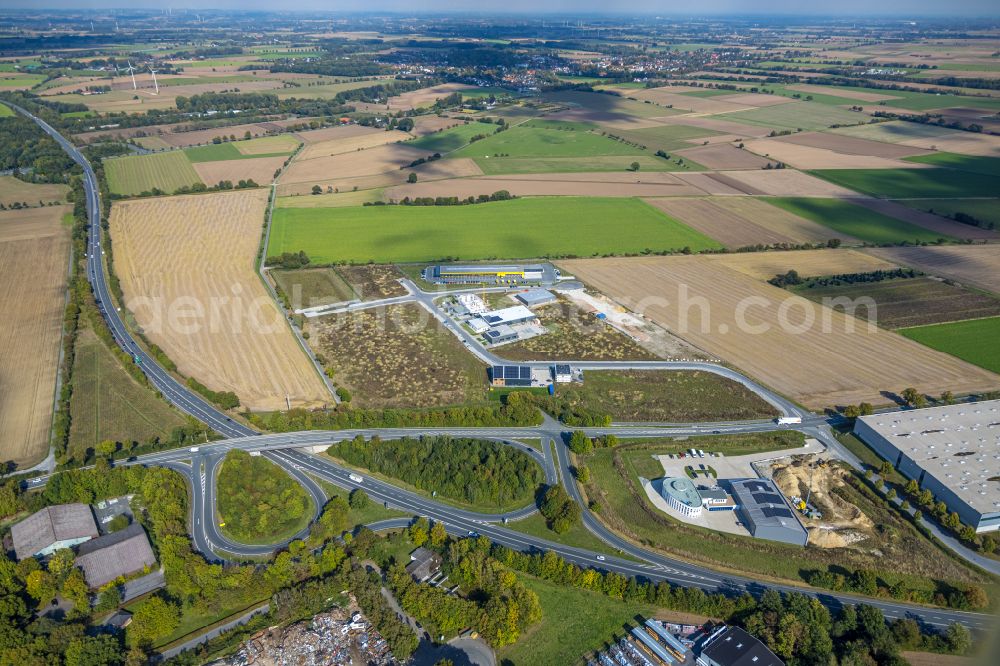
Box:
[643, 198, 805, 248]
[110, 190, 330, 410]
[676, 143, 772, 169]
[562, 256, 1000, 408]
[865, 245, 1000, 295]
[0, 206, 71, 467]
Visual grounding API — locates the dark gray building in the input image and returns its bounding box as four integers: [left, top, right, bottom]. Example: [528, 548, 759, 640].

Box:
[698, 626, 784, 666]
[727, 479, 807, 546]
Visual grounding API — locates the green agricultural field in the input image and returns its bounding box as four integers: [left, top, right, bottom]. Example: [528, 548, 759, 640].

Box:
[0, 103, 13, 117]
[765, 197, 954, 244]
[720, 101, 866, 131]
[268, 197, 720, 263]
[899, 316, 1000, 373]
[903, 152, 1000, 177]
[407, 122, 495, 153]
[234, 134, 301, 155]
[811, 167, 1000, 199]
[474, 154, 695, 175]
[896, 198, 1000, 229]
[184, 141, 292, 162]
[452, 123, 646, 159]
[216, 449, 314, 544]
[275, 79, 386, 100]
[68, 323, 187, 460]
[104, 151, 202, 196]
[276, 188, 384, 208]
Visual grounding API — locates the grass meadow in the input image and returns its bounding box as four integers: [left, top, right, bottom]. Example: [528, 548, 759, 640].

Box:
[268, 197, 721, 263]
[811, 167, 1000, 199]
[899, 316, 1000, 373]
[766, 197, 956, 243]
[104, 151, 202, 195]
[68, 323, 186, 459]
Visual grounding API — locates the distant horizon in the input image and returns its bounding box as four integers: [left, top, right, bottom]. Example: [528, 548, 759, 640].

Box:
[3, 2, 1000, 20]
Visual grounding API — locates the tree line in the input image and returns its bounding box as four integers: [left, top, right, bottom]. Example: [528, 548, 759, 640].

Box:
[331, 435, 542, 508]
[247, 391, 543, 431]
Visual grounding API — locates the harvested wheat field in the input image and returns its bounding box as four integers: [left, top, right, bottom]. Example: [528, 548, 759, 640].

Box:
[715, 92, 799, 107]
[149, 121, 305, 148]
[631, 88, 753, 113]
[385, 172, 706, 200]
[711, 248, 897, 280]
[848, 198, 997, 241]
[654, 115, 774, 138]
[710, 197, 857, 244]
[644, 198, 810, 248]
[282, 142, 435, 184]
[768, 132, 932, 159]
[296, 129, 410, 161]
[192, 156, 288, 186]
[562, 256, 1000, 408]
[710, 169, 859, 197]
[786, 84, 900, 102]
[385, 83, 473, 110]
[0, 206, 71, 467]
[671, 173, 749, 196]
[676, 143, 772, 169]
[742, 139, 927, 170]
[110, 190, 330, 410]
[295, 124, 383, 144]
[866, 245, 1000, 295]
[898, 131, 1000, 157]
[411, 115, 467, 136]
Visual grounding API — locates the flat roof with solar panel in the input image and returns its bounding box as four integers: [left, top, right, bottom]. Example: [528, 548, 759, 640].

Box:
[728, 478, 807, 546]
[489, 365, 533, 387]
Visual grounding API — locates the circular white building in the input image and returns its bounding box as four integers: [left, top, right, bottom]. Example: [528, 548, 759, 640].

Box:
[660, 477, 703, 518]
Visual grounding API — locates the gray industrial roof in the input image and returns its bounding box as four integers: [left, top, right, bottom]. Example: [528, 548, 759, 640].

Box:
[857, 400, 1000, 515]
[76, 523, 156, 588]
[702, 626, 784, 666]
[729, 479, 805, 534]
[516, 288, 556, 306]
[11, 504, 99, 560]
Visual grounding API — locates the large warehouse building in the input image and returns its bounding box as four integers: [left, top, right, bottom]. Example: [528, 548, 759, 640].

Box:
[854, 400, 1000, 533]
[424, 264, 545, 285]
[728, 479, 808, 546]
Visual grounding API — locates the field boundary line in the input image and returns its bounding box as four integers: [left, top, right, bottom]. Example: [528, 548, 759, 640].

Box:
[257, 146, 340, 404]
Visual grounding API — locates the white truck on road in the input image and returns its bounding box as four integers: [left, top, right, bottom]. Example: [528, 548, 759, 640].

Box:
[776, 416, 802, 425]
[348, 473, 363, 484]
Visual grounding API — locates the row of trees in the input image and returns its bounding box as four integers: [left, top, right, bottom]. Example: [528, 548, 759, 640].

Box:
[246, 390, 543, 431]
[331, 435, 542, 508]
[0, 112, 80, 183]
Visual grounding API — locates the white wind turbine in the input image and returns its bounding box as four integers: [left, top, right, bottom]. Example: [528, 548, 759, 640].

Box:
[148, 65, 159, 95]
[126, 60, 137, 90]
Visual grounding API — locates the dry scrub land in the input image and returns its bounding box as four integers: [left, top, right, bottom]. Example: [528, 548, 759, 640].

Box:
[305, 303, 487, 408]
[493, 297, 660, 362]
[0, 206, 71, 467]
[562, 255, 1000, 408]
[110, 190, 330, 411]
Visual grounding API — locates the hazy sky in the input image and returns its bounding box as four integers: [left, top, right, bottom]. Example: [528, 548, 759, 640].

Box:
[9, 1, 1000, 17]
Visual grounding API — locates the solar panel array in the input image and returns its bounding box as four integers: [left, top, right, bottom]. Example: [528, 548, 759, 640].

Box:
[762, 507, 794, 518]
[752, 492, 784, 505]
[491, 365, 531, 380]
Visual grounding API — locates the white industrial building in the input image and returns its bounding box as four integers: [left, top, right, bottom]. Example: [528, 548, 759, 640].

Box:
[456, 293, 488, 315]
[482, 305, 537, 328]
[854, 400, 1000, 533]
